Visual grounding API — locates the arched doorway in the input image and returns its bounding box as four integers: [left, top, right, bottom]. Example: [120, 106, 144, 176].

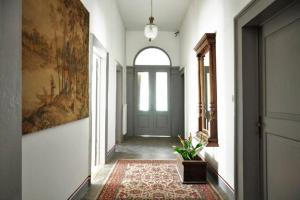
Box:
[133, 47, 172, 136]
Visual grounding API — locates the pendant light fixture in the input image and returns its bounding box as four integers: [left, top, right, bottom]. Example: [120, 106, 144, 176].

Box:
[144, 0, 158, 42]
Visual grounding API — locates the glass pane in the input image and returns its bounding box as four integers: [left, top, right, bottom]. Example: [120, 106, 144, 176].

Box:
[203, 51, 211, 132]
[156, 72, 168, 111]
[135, 48, 171, 65]
[204, 66, 211, 132]
[204, 51, 210, 66]
[138, 72, 149, 111]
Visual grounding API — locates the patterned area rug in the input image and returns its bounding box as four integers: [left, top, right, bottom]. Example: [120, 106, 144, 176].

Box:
[98, 160, 222, 200]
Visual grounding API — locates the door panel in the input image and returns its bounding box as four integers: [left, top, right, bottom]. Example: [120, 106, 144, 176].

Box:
[138, 115, 150, 128]
[134, 67, 170, 136]
[265, 19, 300, 119]
[135, 71, 153, 135]
[155, 72, 168, 111]
[266, 133, 300, 200]
[153, 71, 170, 135]
[262, 2, 300, 199]
[156, 115, 168, 128]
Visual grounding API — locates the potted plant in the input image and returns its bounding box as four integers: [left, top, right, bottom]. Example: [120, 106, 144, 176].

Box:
[173, 133, 207, 183]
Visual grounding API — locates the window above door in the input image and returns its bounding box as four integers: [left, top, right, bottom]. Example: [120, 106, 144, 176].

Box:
[134, 47, 171, 66]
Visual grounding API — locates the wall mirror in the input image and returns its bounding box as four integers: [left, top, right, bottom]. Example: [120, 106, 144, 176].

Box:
[194, 33, 218, 147]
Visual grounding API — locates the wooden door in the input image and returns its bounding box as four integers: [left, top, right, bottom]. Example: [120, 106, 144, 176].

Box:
[134, 66, 170, 136]
[261, 2, 300, 199]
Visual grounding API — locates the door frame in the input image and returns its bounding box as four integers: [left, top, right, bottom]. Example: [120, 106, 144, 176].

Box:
[133, 46, 172, 137]
[88, 34, 109, 181]
[116, 65, 123, 144]
[133, 65, 172, 136]
[133, 46, 173, 67]
[234, 0, 297, 199]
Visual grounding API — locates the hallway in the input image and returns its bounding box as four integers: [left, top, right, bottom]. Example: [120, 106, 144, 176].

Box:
[83, 137, 229, 200]
[1, 0, 300, 199]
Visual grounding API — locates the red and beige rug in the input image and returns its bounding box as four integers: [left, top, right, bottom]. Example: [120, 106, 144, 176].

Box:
[98, 160, 222, 200]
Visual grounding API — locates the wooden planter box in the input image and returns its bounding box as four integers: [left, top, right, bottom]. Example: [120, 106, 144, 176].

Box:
[176, 154, 207, 184]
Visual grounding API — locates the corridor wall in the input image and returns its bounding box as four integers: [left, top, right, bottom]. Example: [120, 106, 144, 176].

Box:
[22, 0, 126, 199]
[180, 0, 250, 189]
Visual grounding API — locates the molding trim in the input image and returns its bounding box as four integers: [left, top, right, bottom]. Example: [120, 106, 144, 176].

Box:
[171, 66, 181, 74]
[207, 164, 235, 200]
[199, 154, 234, 200]
[105, 52, 110, 162]
[132, 46, 173, 66]
[67, 176, 91, 200]
[179, 67, 185, 75]
[105, 145, 116, 163]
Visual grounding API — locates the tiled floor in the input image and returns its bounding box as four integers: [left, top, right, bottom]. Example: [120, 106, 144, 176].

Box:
[82, 136, 229, 200]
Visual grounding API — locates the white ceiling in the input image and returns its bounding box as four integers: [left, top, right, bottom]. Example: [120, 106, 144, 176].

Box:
[116, 0, 192, 31]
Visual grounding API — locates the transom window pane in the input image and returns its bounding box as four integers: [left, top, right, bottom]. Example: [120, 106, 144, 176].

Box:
[156, 72, 168, 111]
[137, 72, 149, 111]
[135, 48, 171, 66]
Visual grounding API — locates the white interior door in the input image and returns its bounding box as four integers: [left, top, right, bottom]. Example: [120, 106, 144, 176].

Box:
[261, 2, 300, 199]
[91, 48, 107, 181]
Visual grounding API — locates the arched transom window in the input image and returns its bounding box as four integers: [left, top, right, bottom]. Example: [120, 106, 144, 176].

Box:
[134, 47, 171, 66]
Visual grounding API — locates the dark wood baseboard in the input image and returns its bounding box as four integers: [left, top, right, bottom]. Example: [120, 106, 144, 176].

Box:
[68, 176, 91, 200]
[105, 145, 116, 163]
[207, 164, 235, 200]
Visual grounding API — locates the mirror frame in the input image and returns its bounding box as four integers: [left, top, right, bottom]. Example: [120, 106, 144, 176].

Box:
[194, 33, 218, 147]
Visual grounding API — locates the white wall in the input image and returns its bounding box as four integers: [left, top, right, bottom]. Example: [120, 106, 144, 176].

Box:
[0, 0, 22, 199]
[180, 0, 250, 188]
[22, 121, 89, 200]
[22, 0, 126, 199]
[82, 0, 127, 147]
[82, 0, 126, 66]
[126, 31, 180, 66]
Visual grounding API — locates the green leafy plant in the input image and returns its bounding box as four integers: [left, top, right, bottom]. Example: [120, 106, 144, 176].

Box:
[173, 133, 205, 160]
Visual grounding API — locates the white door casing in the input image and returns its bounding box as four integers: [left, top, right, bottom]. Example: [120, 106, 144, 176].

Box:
[89, 34, 108, 182]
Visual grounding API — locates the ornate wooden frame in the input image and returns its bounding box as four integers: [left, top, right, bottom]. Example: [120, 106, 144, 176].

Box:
[194, 33, 218, 147]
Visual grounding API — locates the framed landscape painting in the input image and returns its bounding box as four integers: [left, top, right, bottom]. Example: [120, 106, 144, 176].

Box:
[22, 0, 89, 134]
